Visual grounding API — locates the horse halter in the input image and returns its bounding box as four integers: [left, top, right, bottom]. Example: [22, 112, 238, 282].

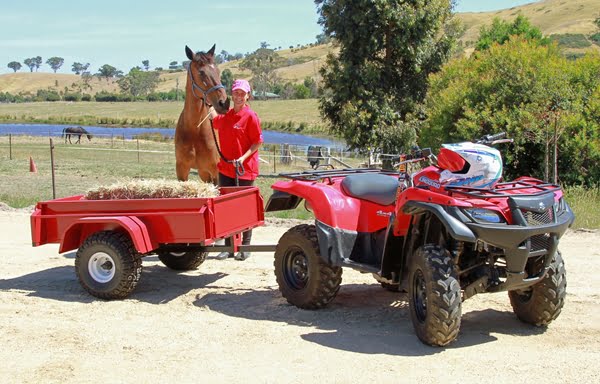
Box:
[187, 65, 224, 106]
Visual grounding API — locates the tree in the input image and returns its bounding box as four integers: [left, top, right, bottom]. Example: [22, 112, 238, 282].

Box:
[23, 58, 36, 72]
[315, 0, 459, 152]
[7, 61, 22, 72]
[220, 69, 233, 92]
[117, 67, 159, 97]
[142, 60, 150, 71]
[34, 56, 42, 71]
[239, 48, 283, 99]
[168, 61, 179, 70]
[96, 64, 120, 82]
[72, 62, 90, 75]
[476, 15, 548, 51]
[46, 57, 64, 73]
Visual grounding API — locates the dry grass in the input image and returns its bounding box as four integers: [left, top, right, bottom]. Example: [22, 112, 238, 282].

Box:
[84, 179, 219, 200]
[457, 0, 600, 44]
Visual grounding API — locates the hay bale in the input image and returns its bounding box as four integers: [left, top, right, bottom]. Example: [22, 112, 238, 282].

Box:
[84, 179, 219, 200]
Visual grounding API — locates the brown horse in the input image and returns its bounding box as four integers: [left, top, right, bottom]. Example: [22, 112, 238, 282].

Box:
[175, 44, 230, 183]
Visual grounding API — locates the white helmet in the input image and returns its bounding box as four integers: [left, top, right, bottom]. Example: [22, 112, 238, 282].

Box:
[438, 142, 503, 188]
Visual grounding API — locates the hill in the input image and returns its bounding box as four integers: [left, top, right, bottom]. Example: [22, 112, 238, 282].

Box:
[1, 0, 599, 96]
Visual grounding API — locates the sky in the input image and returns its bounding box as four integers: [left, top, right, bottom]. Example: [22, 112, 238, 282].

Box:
[0, 0, 540, 75]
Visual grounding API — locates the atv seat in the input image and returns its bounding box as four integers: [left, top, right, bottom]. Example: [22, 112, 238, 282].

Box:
[341, 173, 398, 206]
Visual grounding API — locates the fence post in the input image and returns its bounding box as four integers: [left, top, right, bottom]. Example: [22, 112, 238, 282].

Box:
[137, 139, 140, 163]
[50, 138, 56, 199]
[273, 145, 276, 173]
[9, 134, 12, 160]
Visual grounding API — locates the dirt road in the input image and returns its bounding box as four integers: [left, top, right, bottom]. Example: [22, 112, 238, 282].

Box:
[1, 209, 599, 383]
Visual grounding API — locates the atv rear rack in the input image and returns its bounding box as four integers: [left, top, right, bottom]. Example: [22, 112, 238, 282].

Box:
[445, 177, 561, 198]
[279, 168, 399, 182]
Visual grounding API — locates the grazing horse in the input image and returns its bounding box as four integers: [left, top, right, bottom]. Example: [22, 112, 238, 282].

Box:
[175, 44, 230, 183]
[63, 126, 92, 144]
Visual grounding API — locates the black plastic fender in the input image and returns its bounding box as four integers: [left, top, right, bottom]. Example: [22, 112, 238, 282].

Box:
[402, 201, 477, 243]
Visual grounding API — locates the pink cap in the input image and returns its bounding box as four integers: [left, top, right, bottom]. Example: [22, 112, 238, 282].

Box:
[231, 79, 251, 94]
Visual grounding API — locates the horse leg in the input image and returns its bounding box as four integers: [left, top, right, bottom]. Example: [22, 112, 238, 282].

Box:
[76, 134, 81, 144]
[195, 151, 219, 184]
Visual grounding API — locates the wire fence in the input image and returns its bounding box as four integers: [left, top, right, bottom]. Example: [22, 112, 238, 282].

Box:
[0, 133, 373, 179]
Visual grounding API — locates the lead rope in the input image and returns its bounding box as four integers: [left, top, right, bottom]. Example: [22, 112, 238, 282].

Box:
[207, 113, 245, 186]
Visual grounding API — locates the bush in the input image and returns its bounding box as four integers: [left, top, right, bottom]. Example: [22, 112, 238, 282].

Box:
[81, 93, 92, 101]
[64, 92, 82, 102]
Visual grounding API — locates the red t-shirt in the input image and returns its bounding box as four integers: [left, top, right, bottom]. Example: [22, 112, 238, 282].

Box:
[213, 105, 263, 180]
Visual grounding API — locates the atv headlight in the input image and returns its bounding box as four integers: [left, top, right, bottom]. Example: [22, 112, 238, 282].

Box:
[463, 208, 506, 224]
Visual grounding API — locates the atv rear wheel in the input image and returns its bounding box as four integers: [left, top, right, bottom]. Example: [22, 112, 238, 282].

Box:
[157, 251, 206, 271]
[408, 245, 461, 346]
[75, 231, 142, 300]
[508, 251, 566, 326]
[274, 224, 342, 309]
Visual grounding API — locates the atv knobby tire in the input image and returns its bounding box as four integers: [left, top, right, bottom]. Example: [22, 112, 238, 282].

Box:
[508, 251, 566, 326]
[75, 231, 142, 300]
[409, 244, 461, 346]
[157, 251, 206, 271]
[274, 224, 342, 309]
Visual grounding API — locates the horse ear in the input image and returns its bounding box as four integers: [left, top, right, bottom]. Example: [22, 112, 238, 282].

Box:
[185, 46, 195, 61]
[207, 44, 216, 57]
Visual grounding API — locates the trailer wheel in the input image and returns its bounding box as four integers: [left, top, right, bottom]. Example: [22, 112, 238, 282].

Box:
[75, 231, 142, 300]
[274, 224, 342, 309]
[408, 244, 461, 346]
[157, 251, 206, 271]
[509, 251, 566, 326]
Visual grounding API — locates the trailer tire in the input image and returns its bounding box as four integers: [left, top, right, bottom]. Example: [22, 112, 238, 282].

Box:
[509, 251, 566, 326]
[274, 224, 342, 309]
[408, 244, 461, 346]
[75, 231, 142, 300]
[157, 251, 206, 271]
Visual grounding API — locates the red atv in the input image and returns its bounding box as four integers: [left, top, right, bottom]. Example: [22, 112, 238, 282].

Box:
[265, 133, 575, 346]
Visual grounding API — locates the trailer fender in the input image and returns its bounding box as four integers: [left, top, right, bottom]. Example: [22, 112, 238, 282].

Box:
[401, 201, 476, 243]
[60, 216, 154, 254]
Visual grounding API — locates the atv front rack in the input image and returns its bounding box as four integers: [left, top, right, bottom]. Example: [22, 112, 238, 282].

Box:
[279, 168, 399, 182]
[445, 177, 561, 198]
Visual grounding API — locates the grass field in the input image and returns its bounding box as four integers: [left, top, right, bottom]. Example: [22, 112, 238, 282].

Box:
[1, 135, 597, 228]
[0, 135, 366, 220]
[0, 100, 327, 134]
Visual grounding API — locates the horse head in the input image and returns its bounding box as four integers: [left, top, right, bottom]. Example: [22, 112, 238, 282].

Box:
[185, 44, 230, 114]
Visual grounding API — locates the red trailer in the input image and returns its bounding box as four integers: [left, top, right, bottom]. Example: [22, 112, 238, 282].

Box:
[30, 186, 271, 299]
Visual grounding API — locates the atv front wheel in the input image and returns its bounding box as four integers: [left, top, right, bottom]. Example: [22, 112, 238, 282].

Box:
[75, 231, 142, 300]
[408, 245, 461, 346]
[157, 251, 206, 271]
[508, 251, 566, 326]
[274, 224, 342, 309]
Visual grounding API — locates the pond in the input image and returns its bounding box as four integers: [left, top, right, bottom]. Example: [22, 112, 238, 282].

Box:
[0, 123, 345, 148]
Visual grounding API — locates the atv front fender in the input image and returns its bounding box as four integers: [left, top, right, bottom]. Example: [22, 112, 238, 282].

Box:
[400, 201, 477, 243]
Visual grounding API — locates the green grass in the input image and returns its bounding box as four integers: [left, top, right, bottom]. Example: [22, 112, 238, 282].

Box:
[563, 185, 600, 229]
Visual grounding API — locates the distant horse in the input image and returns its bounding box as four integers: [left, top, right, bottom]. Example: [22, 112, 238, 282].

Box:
[63, 126, 92, 144]
[175, 44, 230, 183]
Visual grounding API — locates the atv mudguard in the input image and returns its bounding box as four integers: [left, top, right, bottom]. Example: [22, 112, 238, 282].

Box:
[401, 201, 477, 243]
[266, 180, 366, 231]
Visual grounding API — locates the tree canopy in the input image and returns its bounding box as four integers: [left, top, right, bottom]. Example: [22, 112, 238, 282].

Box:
[46, 57, 64, 73]
[476, 14, 548, 51]
[422, 37, 600, 186]
[7, 61, 21, 72]
[117, 67, 159, 97]
[315, 0, 459, 153]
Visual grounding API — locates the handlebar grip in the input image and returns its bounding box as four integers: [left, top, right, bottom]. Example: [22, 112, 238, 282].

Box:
[486, 132, 506, 141]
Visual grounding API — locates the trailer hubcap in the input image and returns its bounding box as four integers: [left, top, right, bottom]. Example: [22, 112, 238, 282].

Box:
[88, 252, 116, 283]
[413, 269, 428, 322]
[284, 247, 308, 290]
